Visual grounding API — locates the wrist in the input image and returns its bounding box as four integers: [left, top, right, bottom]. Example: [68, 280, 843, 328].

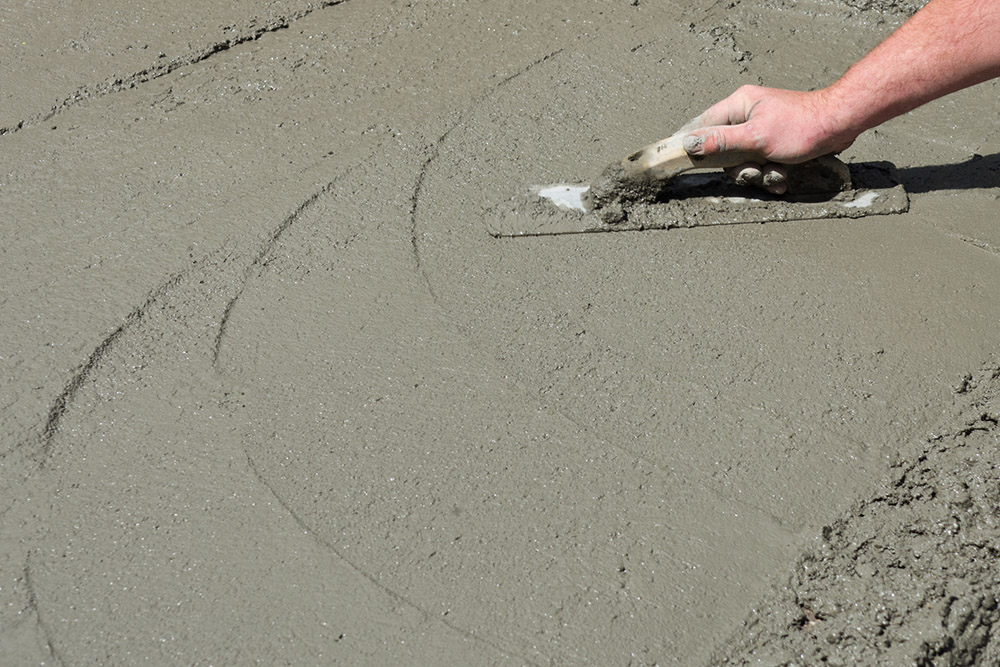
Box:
[810, 84, 865, 155]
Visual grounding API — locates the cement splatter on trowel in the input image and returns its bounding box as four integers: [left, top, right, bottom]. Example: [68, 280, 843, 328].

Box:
[487, 133, 909, 237]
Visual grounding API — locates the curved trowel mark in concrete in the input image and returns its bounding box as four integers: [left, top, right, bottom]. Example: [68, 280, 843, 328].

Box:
[8, 160, 353, 484]
[3, 271, 185, 485]
[407, 48, 564, 294]
[11, 188, 535, 665]
[238, 435, 539, 666]
[405, 7, 1000, 662]
[0, 0, 354, 137]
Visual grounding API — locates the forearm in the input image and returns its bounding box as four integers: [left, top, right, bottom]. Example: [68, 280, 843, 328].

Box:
[682, 0, 1000, 170]
[825, 0, 1000, 141]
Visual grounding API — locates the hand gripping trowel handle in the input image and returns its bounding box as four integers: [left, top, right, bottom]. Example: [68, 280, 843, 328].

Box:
[621, 133, 764, 181]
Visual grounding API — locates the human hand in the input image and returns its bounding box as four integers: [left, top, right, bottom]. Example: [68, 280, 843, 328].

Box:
[680, 85, 858, 194]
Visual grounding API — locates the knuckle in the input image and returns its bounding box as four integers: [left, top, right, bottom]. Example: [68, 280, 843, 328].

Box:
[707, 130, 727, 153]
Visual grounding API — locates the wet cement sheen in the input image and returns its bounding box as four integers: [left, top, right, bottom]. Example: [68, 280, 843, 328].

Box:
[3, 0, 1000, 665]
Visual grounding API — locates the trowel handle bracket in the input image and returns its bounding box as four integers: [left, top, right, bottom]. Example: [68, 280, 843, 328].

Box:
[622, 133, 762, 181]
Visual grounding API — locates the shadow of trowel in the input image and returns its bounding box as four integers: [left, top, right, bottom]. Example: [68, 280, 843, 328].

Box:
[896, 152, 1000, 194]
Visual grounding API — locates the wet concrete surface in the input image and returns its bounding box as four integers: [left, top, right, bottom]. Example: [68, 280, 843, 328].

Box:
[3, 1, 1000, 664]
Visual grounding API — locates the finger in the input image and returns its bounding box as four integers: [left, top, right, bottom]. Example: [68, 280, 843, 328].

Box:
[675, 115, 705, 134]
[761, 164, 788, 194]
[675, 89, 754, 135]
[693, 90, 754, 128]
[683, 123, 756, 157]
[724, 162, 764, 187]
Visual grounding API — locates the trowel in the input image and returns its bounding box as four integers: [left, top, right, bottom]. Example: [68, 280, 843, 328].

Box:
[486, 132, 909, 237]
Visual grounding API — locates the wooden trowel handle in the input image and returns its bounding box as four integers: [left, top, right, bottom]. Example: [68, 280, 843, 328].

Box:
[622, 133, 763, 181]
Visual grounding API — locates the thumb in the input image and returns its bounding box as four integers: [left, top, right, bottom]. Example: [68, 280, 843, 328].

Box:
[683, 125, 756, 157]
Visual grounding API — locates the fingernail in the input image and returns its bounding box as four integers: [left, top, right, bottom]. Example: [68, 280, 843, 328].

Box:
[683, 134, 703, 155]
